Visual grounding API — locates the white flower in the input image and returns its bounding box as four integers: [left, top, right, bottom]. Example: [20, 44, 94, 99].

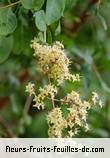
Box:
[25, 82, 35, 96]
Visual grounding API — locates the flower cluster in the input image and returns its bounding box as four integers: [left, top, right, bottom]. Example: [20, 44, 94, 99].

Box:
[47, 90, 102, 138]
[33, 84, 57, 110]
[26, 82, 35, 96]
[26, 83, 57, 110]
[47, 91, 90, 138]
[47, 108, 67, 138]
[30, 39, 80, 85]
[26, 40, 103, 138]
[62, 91, 91, 137]
[92, 92, 103, 107]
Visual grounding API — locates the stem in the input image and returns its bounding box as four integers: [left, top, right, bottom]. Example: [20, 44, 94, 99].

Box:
[44, 30, 47, 43]
[0, 1, 20, 9]
[92, 63, 102, 83]
[92, 63, 110, 92]
[66, 0, 100, 33]
[24, 95, 33, 114]
[47, 97, 68, 104]
[48, 77, 55, 108]
[51, 96, 55, 108]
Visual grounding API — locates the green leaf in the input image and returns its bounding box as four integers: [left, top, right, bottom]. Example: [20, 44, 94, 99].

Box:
[46, 0, 66, 25]
[0, 8, 17, 36]
[55, 21, 61, 36]
[0, 35, 13, 63]
[34, 10, 46, 31]
[38, 32, 44, 42]
[97, 14, 107, 30]
[26, 113, 48, 137]
[13, 23, 33, 55]
[20, 0, 45, 10]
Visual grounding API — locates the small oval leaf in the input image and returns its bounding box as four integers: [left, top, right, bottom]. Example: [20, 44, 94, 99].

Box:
[0, 35, 13, 63]
[0, 8, 17, 36]
[34, 10, 46, 31]
[46, 0, 66, 25]
[20, 0, 45, 10]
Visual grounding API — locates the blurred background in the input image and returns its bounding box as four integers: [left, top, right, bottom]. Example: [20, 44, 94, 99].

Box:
[0, 0, 110, 138]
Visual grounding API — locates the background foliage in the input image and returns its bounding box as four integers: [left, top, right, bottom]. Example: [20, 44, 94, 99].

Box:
[0, 0, 110, 138]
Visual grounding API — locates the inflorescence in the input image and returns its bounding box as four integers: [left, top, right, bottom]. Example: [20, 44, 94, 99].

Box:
[26, 39, 103, 138]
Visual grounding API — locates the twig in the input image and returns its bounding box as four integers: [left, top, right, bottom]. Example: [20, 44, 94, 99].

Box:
[24, 95, 33, 114]
[48, 77, 55, 108]
[0, 115, 15, 138]
[92, 63, 102, 83]
[47, 97, 68, 104]
[70, 0, 100, 33]
[92, 63, 110, 93]
[0, 1, 20, 9]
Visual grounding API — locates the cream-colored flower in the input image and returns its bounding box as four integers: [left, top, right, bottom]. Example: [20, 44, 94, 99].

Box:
[25, 82, 35, 96]
[33, 84, 57, 110]
[92, 92, 103, 107]
[31, 39, 80, 85]
[38, 84, 57, 100]
[92, 92, 99, 105]
[99, 100, 103, 108]
[33, 100, 45, 110]
[25, 40, 103, 138]
[47, 108, 67, 138]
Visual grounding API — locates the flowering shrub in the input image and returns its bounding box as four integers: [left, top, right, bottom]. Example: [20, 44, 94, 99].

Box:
[26, 40, 102, 138]
[0, 0, 109, 138]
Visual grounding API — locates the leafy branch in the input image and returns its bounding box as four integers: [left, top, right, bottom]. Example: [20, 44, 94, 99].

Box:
[0, 1, 20, 9]
[69, 0, 101, 33]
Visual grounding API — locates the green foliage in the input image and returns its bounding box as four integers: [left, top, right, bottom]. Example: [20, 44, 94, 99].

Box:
[0, 35, 13, 63]
[20, 0, 45, 10]
[34, 10, 46, 31]
[46, 0, 66, 25]
[0, 0, 110, 138]
[0, 8, 17, 36]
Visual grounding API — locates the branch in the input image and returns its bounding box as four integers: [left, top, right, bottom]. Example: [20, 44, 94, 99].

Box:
[24, 95, 33, 114]
[92, 63, 102, 83]
[92, 63, 110, 93]
[70, 0, 100, 33]
[0, 1, 20, 9]
[0, 115, 15, 138]
[48, 77, 55, 108]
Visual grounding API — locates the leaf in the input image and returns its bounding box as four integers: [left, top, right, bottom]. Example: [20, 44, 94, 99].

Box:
[38, 32, 44, 42]
[0, 8, 17, 36]
[34, 10, 46, 31]
[97, 14, 107, 30]
[46, 0, 66, 25]
[26, 113, 48, 137]
[55, 21, 61, 36]
[20, 0, 45, 10]
[0, 36, 13, 63]
[13, 23, 33, 55]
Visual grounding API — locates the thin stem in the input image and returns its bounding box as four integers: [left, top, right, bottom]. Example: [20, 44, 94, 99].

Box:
[92, 63, 110, 92]
[0, 1, 20, 9]
[51, 96, 55, 108]
[44, 30, 47, 43]
[47, 97, 68, 104]
[65, 0, 100, 33]
[92, 63, 102, 83]
[24, 95, 33, 114]
[48, 77, 55, 108]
